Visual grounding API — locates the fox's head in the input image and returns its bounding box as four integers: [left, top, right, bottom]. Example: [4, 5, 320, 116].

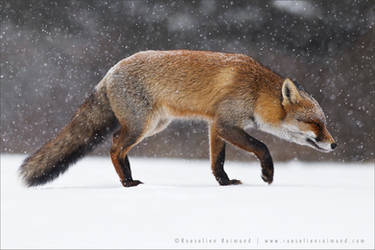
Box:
[278, 78, 336, 152]
[254, 78, 336, 153]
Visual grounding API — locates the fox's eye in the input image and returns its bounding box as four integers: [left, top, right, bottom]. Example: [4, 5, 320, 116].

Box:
[310, 121, 321, 129]
[297, 119, 322, 129]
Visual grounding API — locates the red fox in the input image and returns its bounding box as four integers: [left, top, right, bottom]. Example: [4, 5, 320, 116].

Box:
[20, 50, 336, 187]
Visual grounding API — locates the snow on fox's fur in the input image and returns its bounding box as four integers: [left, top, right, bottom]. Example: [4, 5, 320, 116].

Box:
[20, 50, 336, 187]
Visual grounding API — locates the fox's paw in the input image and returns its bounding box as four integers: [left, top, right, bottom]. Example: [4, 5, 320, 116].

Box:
[261, 167, 273, 184]
[121, 180, 143, 187]
[218, 178, 242, 186]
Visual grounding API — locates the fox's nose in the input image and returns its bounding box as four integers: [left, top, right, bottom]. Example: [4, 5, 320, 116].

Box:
[331, 143, 337, 150]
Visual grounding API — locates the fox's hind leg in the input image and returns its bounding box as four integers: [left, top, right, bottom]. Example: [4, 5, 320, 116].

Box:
[209, 124, 242, 185]
[106, 75, 155, 187]
[110, 127, 144, 187]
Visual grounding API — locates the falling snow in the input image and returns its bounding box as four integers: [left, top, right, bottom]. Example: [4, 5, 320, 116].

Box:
[0, 2, 374, 162]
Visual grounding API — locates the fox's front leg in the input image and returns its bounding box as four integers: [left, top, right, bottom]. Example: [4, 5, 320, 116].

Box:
[215, 123, 274, 184]
[209, 125, 242, 185]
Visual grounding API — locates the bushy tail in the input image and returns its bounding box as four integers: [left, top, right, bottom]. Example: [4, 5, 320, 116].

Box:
[19, 90, 118, 186]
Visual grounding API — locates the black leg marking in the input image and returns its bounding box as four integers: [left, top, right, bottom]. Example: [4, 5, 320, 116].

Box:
[210, 126, 242, 186]
[118, 155, 143, 187]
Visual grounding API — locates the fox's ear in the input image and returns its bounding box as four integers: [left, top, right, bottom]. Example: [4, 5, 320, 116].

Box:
[282, 78, 301, 105]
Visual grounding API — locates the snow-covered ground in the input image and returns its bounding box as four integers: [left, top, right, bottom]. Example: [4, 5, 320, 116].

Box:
[1, 154, 374, 249]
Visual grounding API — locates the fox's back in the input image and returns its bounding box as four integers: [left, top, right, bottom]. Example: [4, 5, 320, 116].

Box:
[122, 50, 253, 87]
[105, 50, 281, 118]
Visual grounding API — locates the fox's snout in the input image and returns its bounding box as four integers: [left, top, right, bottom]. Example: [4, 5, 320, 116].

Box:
[321, 128, 337, 152]
[305, 128, 336, 153]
